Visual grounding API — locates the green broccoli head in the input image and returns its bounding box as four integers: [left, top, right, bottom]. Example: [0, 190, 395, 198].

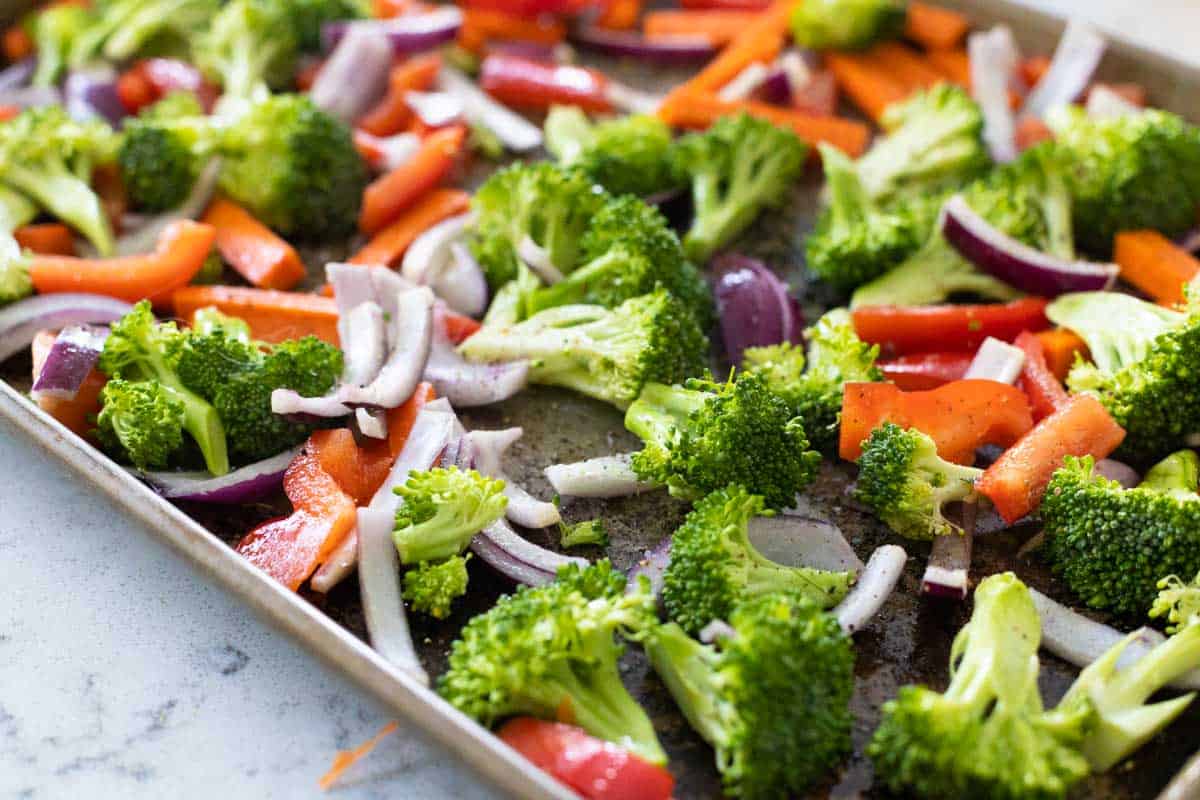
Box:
[470, 161, 607, 288]
[218, 93, 366, 239]
[0, 106, 119, 256]
[645, 594, 854, 799]
[460, 288, 709, 409]
[438, 560, 666, 765]
[855, 422, 983, 540]
[170, 316, 261, 401]
[660, 486, 853, 634]
[88, 0, 222, 64]
[1041, 454, 1200, 615]
[29, 4, 93, 87]
[672, 113, 807, 262]
[626, 372, 823, 509]
[118, 103, 218, 212]
[402, 555, 470, 620]
[740, 340, 806, 388]
[789, 0, 906, 51]
[1047, 291, 1200, 464]
[558, 518, 608, 549]
[869, 572, 1092, 800]
[1047, 106, 1200, 257]
[96, 378, 187, 470]
[807, 144, 933, 292]
[1151, 570, 1200, 635]
[391, 467, 508, 564]
[544, 106, 681, 198]
[196, 0, 298, 111]
[286, 0, 368, 51]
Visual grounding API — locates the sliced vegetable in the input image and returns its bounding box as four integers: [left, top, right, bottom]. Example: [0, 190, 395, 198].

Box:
[458, 8, 565, 53]
[865, 42, 945, 92]
[851, 298, 1051, 356]
[644, 10, 758, 46]
[570, 26, 717, 64]
[1113, 229, 1200, 306]
[471, 519, 585, 587]
[1013, 330, 1069, 420]
[968, 26, 1019, 163]
[750, 514, 862, 574]
[14, 223, 74, 256]
[824, 51, 909, 123]
[64, 67, 126, 127]
[922, 523, 972, 600]
[464, 428, 558, 529]
[681, 0, 795, 94]
[903, 1, 969, 50]
[597, 0, 641, 29]
[173, 286, 340, 345]
[114, 159, 220, 258]
[834, 544, 907, 634]
[138, 445, 302, 504]
[962, 336, 1026, 385]
[436, 65, 543, 152]
[544, 454, 655, 498]
[480, 54, 612, 113]
[1035, 327, 1088, 381]
[359, 54, 443, 138]
[351, 188, 471, 267]
[712, 253, 803, 365]
[318, 722, 400, 791]
[201, 197, 306, 291]
[29, 328, 107, 437]
[877, 351, 973, 391]
[31, 325, 107, 400]
[1, 293, 133, 363]
[337, 287, 434, 409]
[839, 379, 1034, 464]
[310, 25, 393, 124]
[975, 394, 1126, 523]
[322, 7, 464, 53]
[359, 125, 467, 235]
[425, 319, 529, 407]
[1022, 19, 1106, 119]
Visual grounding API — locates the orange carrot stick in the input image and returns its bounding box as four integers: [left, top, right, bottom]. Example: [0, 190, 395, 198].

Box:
[351, 187, 471, 266]
[318, 722, 399, 791]
[1035, 329, 1088, 381]
[904, 1, 969, 51]
[658, 90, 871, 156]
[458, 8, 566, 53]
[643, 10, 759, 46]
[201, 197, 307, 290]
[2, 26, 33, 62]
[357, 54, 442, 137]
[682, 0, 798, 94]
[824, 51, 911, 122]
[173, 286, 341, 345]
[1019, 54, 1052, 89]
[29, 220, 214, 302]
[359, 125, 466, 235]
[14, 223, 75, 256]
[597, 0, 641, 30]
[864, 41, 945, 91]
[1113, 229, 1200, 306]
[925, 48, 970, 85]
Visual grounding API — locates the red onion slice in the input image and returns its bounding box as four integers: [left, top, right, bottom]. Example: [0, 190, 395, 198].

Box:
[423, 306, 528, 407]
[338, 287, 434, 409]
[322, 7, 463, 53]
[942, 194, 1118, 296]
[466, 428, 560, 529]
[0, 85, 61, 110]
[570, 26, 717, 63]
[401, 211, 475, 287]
[0, 59, 34, 91]
[1022, 19, 1106, 119]
[755, 67, 792, 106]
[0, 293, 133, 363]
[64, 67, 126, 127]
[750, 514, 863, 573]
[404, 90, 464, 127]
[1095, 458, 1140, 489]
[711, 253, 803, 366]
[310, 528, 359, 593]
[136, 445, 302, 504]
[310, 25, 392, 124]
[544, 454, 655, 498]
[922, 532, 973, 599]
[470, 519, 586, 587]
[436, 66, 542, 153]
[340, 301, 387, 388]
[436, 243, 489, 317]
[629, 536, 672, 598]
[358, 506, 428, 684]
[835, 545, 907, 634]
[962, 336, 1026, 384]
[31, 325, 107, 400]
[968, 26, 1019, 163]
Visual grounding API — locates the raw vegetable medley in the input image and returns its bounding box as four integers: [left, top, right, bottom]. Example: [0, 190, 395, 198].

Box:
[5, 0, 1200, 796]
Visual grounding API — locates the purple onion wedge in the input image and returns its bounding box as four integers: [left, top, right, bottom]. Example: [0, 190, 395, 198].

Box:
[31, 325, 108, 400]
[137, 445, 302, 504]
[322, 7, 463, 54]
[0, 294, 133, 363]
[571, 26, 716, 63]
[711, 253, 803, 365]
[471, 519, 585, 587]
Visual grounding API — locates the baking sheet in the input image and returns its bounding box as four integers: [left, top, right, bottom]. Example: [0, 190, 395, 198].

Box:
[5, 2, 1200, 796]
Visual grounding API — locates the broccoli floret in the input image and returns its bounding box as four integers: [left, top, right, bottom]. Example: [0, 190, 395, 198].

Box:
[217, 94, 366, 239]
[211, 335, 343, 463]
[0, 185, 38, 306]
[438, 560, 666, 765]
[460, 289, 708, 409]
[558, 518, 607, 549]
[1047, 106, 1200, 256]
[544, 106, 680, 198]
[671, 113, 807, 262]
[118, 105, 219, 212]
[524, 195, 712, 327]
[806, 144, 931, 292]
[29, 4, 93, 87]
[470, 161, 607, 289]
[0, 107, 118, 256]
[286, 0, 368, 52]
[89, 0, 222, 64]
[391, 467, 508, 564]
[1047, 291, 1200, 464]
[402, 555, 470, 620]
[99, 301, 229, 475]
[743, 308, 883, 453]
[869, 573, 1092, 800]
[789, 0, 906, 51]
[480, 262, 541, 329]
[855, 423, 983, 539]
[1041, 453, 1200, 615]
[856, 83, 991, 202]
[661, 486, 853, 634]
[196, 0, 297, 114]
[171, 311, 260, 400]
[1151, 570, 1200, 635]
[645, 594, 854, 799]
[95, 378, 186, 470]
[626, 373, 822, 509]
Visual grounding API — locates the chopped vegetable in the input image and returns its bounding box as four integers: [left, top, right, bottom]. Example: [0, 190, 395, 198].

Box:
[876, 351, 972, 390]
[851, 297, 1049, 355]
[359, 125, 465, 235]
[543, 106, 680, 198]
[902, 1, 968, 50]
[559, 519, 608, 549]
[1013, 329, 1068, 420]
[350, 188, 470, 267]
[1113, 229, 1200, 306]
[402, 554, 470, 619]
[480, 54, 612, 113]
[391, 466, 507, 564]
[790, 0, 905, 52]
[824, 51, 909, 122]
[359, 53, 442, 137]
[201, 197, 306, 290]
[644, 10, 759, 45]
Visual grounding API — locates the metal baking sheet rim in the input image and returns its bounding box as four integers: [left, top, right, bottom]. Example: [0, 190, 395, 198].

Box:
[5, 3, 1200, 798]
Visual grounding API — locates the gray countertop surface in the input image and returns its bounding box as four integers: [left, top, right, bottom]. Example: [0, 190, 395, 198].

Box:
[3, 2, 1199, 799]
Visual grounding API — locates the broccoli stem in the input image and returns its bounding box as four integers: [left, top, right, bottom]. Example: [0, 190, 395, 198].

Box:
[1140, 450, 1200, 495]
[137, 332, 229, 475]
[850, 235, 1022, 308]
[624, 383, 707, 447]
[644, 623, 725, 747]
[4, 162, 114, 256]
[824, 147, 871, 228]
[742, 556, 855, 608]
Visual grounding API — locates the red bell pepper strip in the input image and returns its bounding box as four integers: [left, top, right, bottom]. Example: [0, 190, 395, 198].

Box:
[235, 451, 358, 590]
[1013, 331, 1069, 421]
[479, 53, 612, 113]
[498, 718, 675, 800]
[117, 58, 219, 114]
[976, 395, 1126, 523]
[839, 380, 1034, 465]
[878, 351, 973, 391]
[462, 0, 593, 15]
[851, 298, 1050, 356]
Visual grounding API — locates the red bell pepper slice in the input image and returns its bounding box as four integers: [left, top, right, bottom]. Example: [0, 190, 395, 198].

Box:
[976, 394, 1126, 523]
[462, 0, 594, 15]
[480, 53, 612, 112]
[1012, 331, 1069, 421]
[116, 58, 219, 114]
[840, 380, 1034, 465]
[878, 351, 973, 391]
[498, 718, 675, 800]
[851, 298, 1050, 356]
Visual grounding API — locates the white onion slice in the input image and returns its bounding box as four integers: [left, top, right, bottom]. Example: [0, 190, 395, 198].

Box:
[544, 454, 655, 498]
[367, 404, 456, 517]
[355, 407, 388, 440]
[835, 545, 908, 634]
[1085, 84, 1139, 119]
[436, 66, 542, 153]
[699, 620, 737, 643]
[424, 330, 529, 408]
[467, 428, 560, 529]
[310, 26, 392, 123]
[357, 507, 428, 684]
[338, 287, 434, 409]
[969, 26, 1019, 163]
[718, 61, 771, 102]
[517, 235, 564, 285]
[922, 531, 973, 599]
[400, 211, 475, 287]
[628, 536, 672, 598]
[436, 243, 489, 317]
[310, 528, 359, 593]
[1023, 19, 1106, 119]
[1160, 750, 1200, 800]
[270, 389, 351, 418]
[470, 519, 585, 586]
[778, 49, 813, 97]
[604, 82, 662, 114]
[340, 301, 387, 388]
[360, 131, 422, 173]
[404, 90, 464, 127]
[962, 336, 1026, 384]
[750, 514, 863, 574]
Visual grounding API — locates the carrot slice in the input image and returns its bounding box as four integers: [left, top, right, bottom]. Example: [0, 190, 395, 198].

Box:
[318, 722, 399, 791]
[1113, 229, 1200, 306]
[201, 197, 307, 290]
[682, 0, 798, 94]
[1035, 328, 1088, 382]
[864, 41, 945, 92]
[357, 54, 443, 137]
[597, 0, 641, 29]
[458, 8, 566, 53]
[976, 395, 1126, 523]
[173, 286, 340, 344]
[1019, 54, 1052, 89]
[643, 10, 759, 46]
[2, 26, 33, 62]
[904, 1, 969, 51]
[14, 223, 75, 256]
[359, 125, 466, 235]
[824, 52, 911, 122]
[30, 329, 107, 437]
[657, 90, 870, 156]
[29, 220, 214, 303]
[351, 187, 471, 266]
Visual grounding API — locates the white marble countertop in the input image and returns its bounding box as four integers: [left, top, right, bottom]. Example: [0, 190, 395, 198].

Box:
[3, 3, 1199, 799]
